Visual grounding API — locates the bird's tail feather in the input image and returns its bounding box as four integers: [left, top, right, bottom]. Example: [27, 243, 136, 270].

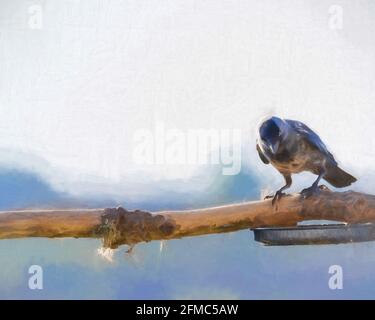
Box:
[323, 166, 357, 188]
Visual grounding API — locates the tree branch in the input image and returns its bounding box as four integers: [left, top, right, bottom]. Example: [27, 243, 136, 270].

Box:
[0, 189, 374, 248]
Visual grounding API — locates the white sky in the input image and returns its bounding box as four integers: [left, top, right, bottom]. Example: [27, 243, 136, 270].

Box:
[0, 0, 374, 198]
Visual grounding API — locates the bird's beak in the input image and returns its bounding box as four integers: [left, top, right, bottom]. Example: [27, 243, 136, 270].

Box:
[270, 141, 280, 154]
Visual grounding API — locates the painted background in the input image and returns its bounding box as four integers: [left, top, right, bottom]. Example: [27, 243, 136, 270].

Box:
[0, 0, 374, 299]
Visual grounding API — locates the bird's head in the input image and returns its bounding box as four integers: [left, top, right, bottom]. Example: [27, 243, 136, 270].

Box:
[258, 116, 288, 155]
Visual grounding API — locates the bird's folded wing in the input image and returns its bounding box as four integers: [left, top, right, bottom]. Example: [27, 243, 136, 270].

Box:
[286, 119, 337, 166]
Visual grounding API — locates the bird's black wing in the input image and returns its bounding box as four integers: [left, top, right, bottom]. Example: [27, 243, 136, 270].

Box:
[286, 119, 337, 166]
[256, 143, 269, 164]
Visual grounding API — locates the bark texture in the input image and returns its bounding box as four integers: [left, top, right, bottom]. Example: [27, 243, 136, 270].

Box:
[0, 189, 374, 248]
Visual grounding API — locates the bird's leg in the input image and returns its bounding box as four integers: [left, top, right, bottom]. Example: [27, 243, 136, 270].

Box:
[264, 174, 292, 206]
[300, 169, 326, 199]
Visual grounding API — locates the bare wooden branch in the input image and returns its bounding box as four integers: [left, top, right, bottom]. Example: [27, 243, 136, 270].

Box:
[0, 189, 375, 248]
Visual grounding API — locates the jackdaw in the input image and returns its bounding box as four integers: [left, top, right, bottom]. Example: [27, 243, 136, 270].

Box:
[256, 116, 357, 205]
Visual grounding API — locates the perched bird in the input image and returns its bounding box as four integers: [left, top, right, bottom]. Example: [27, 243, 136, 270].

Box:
[256, 116, 357, 205]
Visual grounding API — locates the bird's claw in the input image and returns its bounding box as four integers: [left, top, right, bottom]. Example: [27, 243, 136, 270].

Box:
[272, 190, 285, 206]
[264, 194, 274, 200]
[264, 190, 285, 206]
[300, 185, 320, 199]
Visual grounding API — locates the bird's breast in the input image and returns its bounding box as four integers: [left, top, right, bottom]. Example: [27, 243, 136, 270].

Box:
[271, 158, 306, 174]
